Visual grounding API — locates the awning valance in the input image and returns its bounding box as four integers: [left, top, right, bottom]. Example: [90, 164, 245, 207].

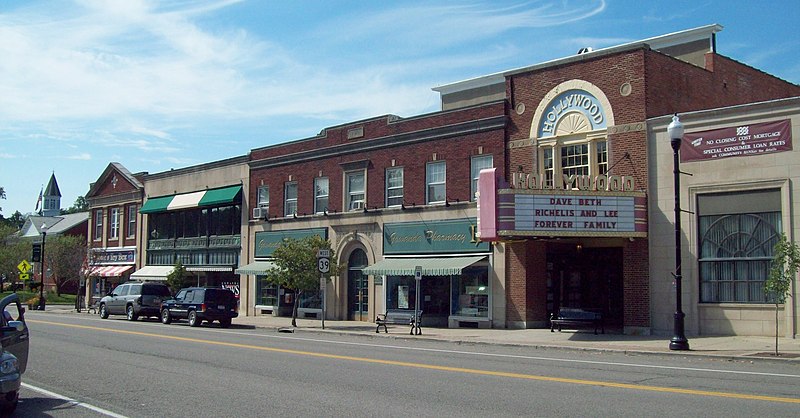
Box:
[139, 195, 174, 214]
[235, 261, 278, 275]
[129, 265, 174, 281]
[186, 266, 233, 272]
[86, 265, 134, 277]
[361, 256, 486, 276]
[139, 185, 243, 214]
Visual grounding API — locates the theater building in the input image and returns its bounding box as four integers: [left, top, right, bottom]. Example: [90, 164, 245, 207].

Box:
[239, 103, 507, 326]
[456, 24, 800, 333]
[85, 163, 145, 303]
[649, 97, 800, 337]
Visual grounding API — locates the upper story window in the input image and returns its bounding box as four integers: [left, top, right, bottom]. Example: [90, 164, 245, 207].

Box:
[346, 171, 365, 210]
[426, 161, 446, 204]
[126, 204, 137, 238]
[314, 177, 329, 214]
[470, 155, 493, 201]
[94, 209, 103, 241]
[540, 139, 607, 188]
[257, 186, 269, 208]
[109, 207, 120, 239]
[284, 182, 297, 216]
[385, 167, 403, 207]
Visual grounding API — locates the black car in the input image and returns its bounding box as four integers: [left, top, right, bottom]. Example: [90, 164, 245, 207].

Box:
[99, 282, 172, 321]
[160, 287, 238, 328]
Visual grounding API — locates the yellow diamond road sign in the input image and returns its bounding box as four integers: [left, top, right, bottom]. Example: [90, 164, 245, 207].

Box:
[17, 260, 32, 273]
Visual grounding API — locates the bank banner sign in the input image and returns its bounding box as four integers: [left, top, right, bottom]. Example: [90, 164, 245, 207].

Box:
[681, 119, 792, 162]
[383, 219, 489, 255]
[255, 228, 328, 257]
[496, 189, 647, 238]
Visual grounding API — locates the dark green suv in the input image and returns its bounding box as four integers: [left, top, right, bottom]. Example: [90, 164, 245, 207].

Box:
[160, 287, 238, 328]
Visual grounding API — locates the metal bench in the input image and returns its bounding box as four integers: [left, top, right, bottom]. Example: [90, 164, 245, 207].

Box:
[376, 309, 423, 335]
[550, 308, 604, 335]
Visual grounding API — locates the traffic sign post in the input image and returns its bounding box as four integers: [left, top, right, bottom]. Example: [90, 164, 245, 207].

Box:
[317, 249, 331, 329]
[414, 265, 422, 334]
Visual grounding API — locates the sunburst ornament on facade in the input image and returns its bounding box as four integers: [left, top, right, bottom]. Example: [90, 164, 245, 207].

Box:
[555, 112, 591, 136]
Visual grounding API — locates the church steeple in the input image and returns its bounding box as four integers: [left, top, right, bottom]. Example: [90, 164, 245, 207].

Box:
[42, 172, 61, 216]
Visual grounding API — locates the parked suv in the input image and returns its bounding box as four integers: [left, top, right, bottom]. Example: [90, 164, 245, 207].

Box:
[0, 293, 29, 415]
[99, 282, 172, 321]
[160, 287, 238, 328]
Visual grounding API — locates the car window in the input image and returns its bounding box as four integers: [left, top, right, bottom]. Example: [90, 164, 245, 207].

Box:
[205, 289, 234, 304]
[184, 290, 195, 303]
[192, 290, 204, 304]
[118, 285, 130, 296]
[128, 283, 142, 295]
[175, 290, 187, 300]
[143, 284, 171, 296]
[112, 285, 125, 295]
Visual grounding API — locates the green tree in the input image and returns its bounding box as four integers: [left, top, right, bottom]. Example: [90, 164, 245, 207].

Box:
[62, 196, 89, 215]
[0, 224, 30, 292]
[165, 260, 189, 295]
[764, 233, 800, 356]
[264, 235, 339, 327]
[0, 186, 5, 215]
[45, 235, 87, 295]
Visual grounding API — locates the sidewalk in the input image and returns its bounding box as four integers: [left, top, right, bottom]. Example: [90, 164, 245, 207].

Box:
[51, 305, 800, 362]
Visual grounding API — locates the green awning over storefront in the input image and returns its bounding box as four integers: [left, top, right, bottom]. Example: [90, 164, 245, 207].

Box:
[362, 256, 485, 276]
[199, 185, 242, 207]
[139, 195, 175, 214]
[140, 185, 242, 214]
[235, 261, 278, 275]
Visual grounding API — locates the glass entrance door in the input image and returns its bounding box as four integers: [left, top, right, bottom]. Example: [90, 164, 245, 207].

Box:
[348, 249, 369, 321]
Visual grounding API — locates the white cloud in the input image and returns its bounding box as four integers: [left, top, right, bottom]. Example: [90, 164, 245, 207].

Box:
[67, 153, 92, 160]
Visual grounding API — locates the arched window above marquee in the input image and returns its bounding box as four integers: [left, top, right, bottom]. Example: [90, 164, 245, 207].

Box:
[530, 80, 615, 188]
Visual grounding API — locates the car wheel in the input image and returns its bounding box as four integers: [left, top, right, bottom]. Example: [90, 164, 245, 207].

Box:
[0, 390, 18, 415]
[126, 305, 138, 321]
[220, 318, 232, 328]
[161, 308, 172, 324]
[99, 304, 109, 319]
[188, 310, 199, 327]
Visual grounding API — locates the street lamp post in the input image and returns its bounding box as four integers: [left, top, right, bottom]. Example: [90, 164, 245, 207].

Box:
[667, 115, 689, 351]
[39, 222, 49, 311]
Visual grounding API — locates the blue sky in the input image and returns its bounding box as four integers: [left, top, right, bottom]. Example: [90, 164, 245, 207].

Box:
[1, 0, 799, 217]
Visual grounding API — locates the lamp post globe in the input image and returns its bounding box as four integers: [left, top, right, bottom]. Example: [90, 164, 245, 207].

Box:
[667, 115, 689, 350]
[39, 222, 49, 311]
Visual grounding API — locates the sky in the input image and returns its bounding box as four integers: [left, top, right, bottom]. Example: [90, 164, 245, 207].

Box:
[1, 0, 799, 218]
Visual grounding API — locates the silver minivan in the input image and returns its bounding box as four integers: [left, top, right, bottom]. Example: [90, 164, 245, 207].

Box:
[99, 282, 172, 320]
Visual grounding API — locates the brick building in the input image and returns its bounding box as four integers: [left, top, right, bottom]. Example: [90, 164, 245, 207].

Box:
[456, 24, 800, 333]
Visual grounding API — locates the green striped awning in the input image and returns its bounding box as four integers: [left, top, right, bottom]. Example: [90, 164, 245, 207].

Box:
[199, 185, 242, 207]
[235, 261, 278, 275]
[139, 195, 175, 214]
[361, 256, 485, 276]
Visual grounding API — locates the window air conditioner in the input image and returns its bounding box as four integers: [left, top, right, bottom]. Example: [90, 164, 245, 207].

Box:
[351, 201, 365, 211]
[252, 207, 267, 219]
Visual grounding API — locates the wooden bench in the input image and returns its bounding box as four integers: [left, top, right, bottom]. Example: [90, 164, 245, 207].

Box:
[376, 309, 423, 335]
[550, 308, 604, 335]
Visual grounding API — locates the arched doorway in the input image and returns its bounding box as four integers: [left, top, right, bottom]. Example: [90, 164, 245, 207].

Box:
[347, 249, 369, 321]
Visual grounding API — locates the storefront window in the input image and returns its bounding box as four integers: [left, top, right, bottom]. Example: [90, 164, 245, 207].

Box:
[256, 276, 279, 306]
[451, 266, 489, 317]
[299, 289, 321, 309]
[698, 190, 781, 303]
[386, 276, 416, 310]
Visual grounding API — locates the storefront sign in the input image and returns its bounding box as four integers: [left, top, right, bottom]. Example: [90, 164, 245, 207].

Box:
[511, 172, 635, 192]
[255, 228, 328, 257]
[221, 281, 240, 298]
[383, 219, 489, 255]
[681, 119, 792, 162]
[538, 89, 607, 138]
[496, 190, 647, 238]
[92, 249, 136, 264]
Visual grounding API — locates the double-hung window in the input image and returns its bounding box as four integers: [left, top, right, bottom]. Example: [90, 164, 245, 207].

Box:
[539, 138, 607, 188]
[314, 177, 329, 214]
[109, 207, 119, 239]
[346, 171, 365, 210]
[126, 204, 137, 238]
[257, 186, 269, 209]
[94, 209, 103, 241]
[385, 168, 403, 207]
[426, 161, 446, 204]
[470, 155, 493, 201]
[284, 182, 297, 216]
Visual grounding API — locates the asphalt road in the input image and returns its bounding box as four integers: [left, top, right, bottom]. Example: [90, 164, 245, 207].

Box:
[15, 311, 800, 417]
